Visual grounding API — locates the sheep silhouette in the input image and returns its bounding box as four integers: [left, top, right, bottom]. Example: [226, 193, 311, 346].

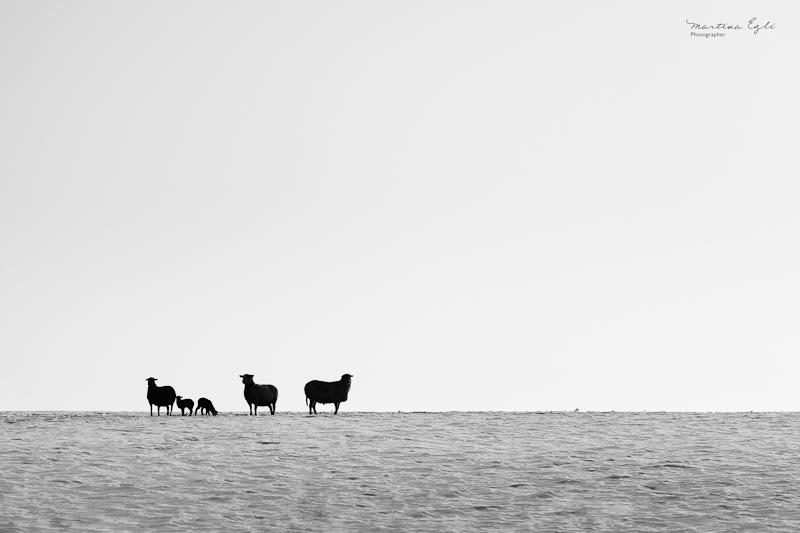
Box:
[240, 374, 278, 415]
[146, 377, 176, 416]
[305, 374, 352, 415]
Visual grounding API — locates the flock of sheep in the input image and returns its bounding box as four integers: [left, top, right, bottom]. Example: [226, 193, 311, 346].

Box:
[145, 374, 353, 416]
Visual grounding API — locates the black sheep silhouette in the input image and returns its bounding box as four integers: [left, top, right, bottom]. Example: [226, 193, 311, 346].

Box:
[195, 397, 217, 415]
[146, 377, 176, 416]
[305, 374, 352, 414]
[240, 374, 278, 415]
[175, 396, 194, 416]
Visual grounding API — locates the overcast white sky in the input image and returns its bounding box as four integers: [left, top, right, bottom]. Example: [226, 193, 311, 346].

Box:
[1, 1, 798, 413]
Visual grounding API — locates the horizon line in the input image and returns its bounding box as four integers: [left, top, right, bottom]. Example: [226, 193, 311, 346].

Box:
[1, 409, 795, 414]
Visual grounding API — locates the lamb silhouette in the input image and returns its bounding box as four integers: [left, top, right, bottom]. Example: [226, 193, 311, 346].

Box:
[175, 396, 194, 416]
[195, 397, 217, 416]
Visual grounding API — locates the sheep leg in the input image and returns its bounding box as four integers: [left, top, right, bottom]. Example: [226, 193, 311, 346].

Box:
[334, 402, 340, 415]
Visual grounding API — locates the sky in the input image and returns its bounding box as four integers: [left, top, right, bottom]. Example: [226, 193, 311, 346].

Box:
[1, 1, 798, 413]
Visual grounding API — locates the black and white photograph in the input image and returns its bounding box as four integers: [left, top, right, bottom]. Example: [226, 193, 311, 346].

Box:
[1, 1, 797, 531]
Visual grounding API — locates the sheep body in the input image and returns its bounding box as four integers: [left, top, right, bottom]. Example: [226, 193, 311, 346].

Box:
[146, 377, 176, 416]
[305, 374, 352, 415]
[240, 374, 278, 415]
